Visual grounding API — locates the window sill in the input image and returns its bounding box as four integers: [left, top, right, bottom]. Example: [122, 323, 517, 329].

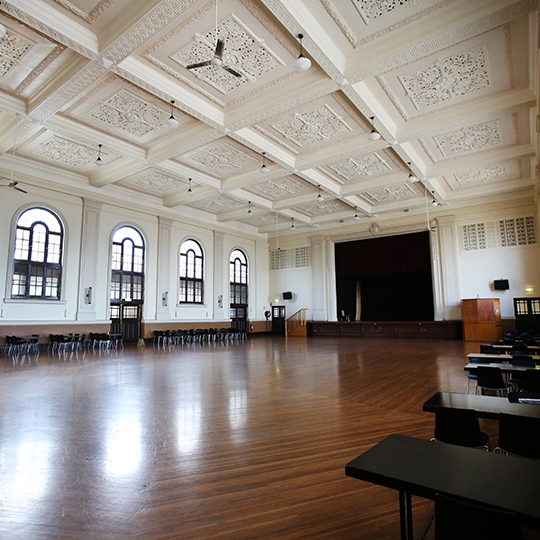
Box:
[4, 298, 67, 305]
[176, 303, 207, 308]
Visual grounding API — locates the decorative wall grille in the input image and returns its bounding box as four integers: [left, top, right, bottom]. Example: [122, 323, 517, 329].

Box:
[460, 216, 536, 251]
[270, 246, 311, 270]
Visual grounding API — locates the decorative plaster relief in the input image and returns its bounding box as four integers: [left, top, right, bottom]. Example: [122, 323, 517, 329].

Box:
[363, 183, 417, 203]
[188, 193, 246, 213]
[53, 0, 115, 24]
[434, 120, 501, 157]
[455, 165, 507, 186]
[296, 199, 347, 216]
[271, 105, 353, 148]
[188, 143, 258, 174]
[89, 89, 169, 137]
[33, 137, 104, 167]
[328, 153, 391, 181]
[128, 172, 186, 194]
[399, 46, 489, 109]
[173, 16, 282, 94]
[353, 0, 412, 24]
[0, 31, 34, 77]
[241, 211, 276, 226]
[247, 176, 312, 200]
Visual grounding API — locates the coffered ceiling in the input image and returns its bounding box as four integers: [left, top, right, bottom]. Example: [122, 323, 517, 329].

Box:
[0, 0, 537, 237]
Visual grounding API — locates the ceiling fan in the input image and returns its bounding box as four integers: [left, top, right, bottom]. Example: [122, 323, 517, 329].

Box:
[185, 0, 242, 78]
[0, 116, 27, 193]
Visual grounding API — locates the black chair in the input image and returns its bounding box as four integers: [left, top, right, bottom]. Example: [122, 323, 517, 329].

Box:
[480, 345, 503, 354]
[511, 345, 530, 356]
[508, 358, 536, 390]
[475, 366, 510, 397]
[432, 407, 490, 450]
[434, 493, 523, 540]
[521, 369, 540, 393]
[494, 413, 540, 459]
[467, 357, 491, 394]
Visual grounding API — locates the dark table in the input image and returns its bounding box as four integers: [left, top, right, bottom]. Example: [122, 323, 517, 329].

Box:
[464, 361, 540, 374]
[423, 392, 540, 419]
[345, 434, 540, 540]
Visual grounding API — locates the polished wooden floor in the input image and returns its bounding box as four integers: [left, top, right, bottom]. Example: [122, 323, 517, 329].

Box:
[0, 335, 492, 539]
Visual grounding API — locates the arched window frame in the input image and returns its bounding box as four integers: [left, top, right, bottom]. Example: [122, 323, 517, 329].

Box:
[110, 226, 145, 314]
[11, 207, 64, 300]
[229, 248, 248, 306]
[178, 238, 204, 304]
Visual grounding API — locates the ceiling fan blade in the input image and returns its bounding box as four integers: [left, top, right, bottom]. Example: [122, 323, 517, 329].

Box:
[223, 66, 242, 78]
[14, 186, 27, 193]
[186, 60, 212, 70]
[215, 39, 224, 59]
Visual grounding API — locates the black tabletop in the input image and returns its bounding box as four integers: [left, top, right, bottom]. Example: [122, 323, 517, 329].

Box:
[423, 392, 540, 419]
[345, 434, 540, 529]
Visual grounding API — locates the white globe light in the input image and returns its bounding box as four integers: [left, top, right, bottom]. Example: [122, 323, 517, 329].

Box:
[367, 129, 381, 141]
[0, 24, 6, 39]
[166, 116, 179, 128]
[294, 55, 311, 72]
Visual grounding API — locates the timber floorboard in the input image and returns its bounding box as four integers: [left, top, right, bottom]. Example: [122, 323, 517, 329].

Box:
[0, 335, 529, 539]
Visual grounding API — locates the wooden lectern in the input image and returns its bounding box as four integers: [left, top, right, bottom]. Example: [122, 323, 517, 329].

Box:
[461, 298, 502, 342]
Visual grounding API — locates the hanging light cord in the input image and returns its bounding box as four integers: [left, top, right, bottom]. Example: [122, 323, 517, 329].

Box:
[10, 117, 20, 184]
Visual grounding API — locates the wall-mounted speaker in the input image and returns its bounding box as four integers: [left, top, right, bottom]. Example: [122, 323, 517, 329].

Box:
[282, 291, 293, 300]
[494, 279, 509, 291]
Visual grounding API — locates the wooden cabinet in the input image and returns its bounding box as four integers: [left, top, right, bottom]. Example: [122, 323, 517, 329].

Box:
[461, 298, 502, 342]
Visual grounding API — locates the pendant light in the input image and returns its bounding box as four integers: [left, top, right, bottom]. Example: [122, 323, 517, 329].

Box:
[294, 34, 311, 72]
[317, 185, 324, 202]
[247, 201, 253, 217]
[367, 116, 380, 141]
[187, 178, 193, 196]
[166, 100, 179, 128]
[94, 144, 105, 167]
[260, 152, 269, 173]
[407, 162, 417, 182]
[291, 217, 296, 230]
[353, 206, 360, 221]
[0, 23, 6, 39]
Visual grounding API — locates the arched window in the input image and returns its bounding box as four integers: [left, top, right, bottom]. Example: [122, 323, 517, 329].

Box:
[179, 239, 204, 303]
[229, 249, 248, 331]
[12, 207, 64, 299]
[110, 226, 145, 306]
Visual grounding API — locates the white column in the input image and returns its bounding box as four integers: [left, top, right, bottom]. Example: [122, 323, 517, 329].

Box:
[437, 215, 462, 320]
[311, 235, 327, 321]
[326, 238, 337, 321]
[77, 199, 102, 321]
[430, 222, 444, 321]
[156, 217, 172, 321]
[214, 231, 225, 320]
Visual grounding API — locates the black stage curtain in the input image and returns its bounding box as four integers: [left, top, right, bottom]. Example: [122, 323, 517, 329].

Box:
[335, 232, 434, 322]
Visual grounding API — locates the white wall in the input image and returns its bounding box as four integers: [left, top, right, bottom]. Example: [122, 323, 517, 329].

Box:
[0, 189, 270, 327]
[459, 246, 539, 319]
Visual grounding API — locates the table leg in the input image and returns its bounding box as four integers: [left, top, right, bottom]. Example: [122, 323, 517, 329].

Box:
[398, 491, 413, 540]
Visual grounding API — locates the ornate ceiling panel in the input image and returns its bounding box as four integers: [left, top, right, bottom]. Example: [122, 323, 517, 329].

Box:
[245, 175, 313, 200]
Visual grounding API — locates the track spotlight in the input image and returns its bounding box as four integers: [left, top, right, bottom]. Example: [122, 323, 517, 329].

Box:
[367, 116, 380, 141]
[187, 178, 194, 196]
[260, 152, 269, 173]
[317, 185, 324, 202]
[94, 144, 105, 167]
[247, 201, 253, 217]
[166, 100, 179, 128]
[294, 34, 311, 72]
